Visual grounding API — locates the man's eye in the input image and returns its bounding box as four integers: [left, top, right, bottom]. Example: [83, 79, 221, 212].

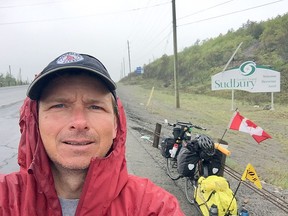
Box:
[89, 105, 101, 110]
[51, 104, 65, 109]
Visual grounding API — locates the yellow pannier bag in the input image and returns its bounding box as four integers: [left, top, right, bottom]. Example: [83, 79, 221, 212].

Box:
[195, 175, 238, 216]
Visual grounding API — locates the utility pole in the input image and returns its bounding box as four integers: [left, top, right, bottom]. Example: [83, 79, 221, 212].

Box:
[123, 58, 126, 77]
[120, 62, 123, 80]
[127, 40, 132, 74]
[8, 65, 12, 86]
[172, 0, 180, 108]
[18, 68, 22, 85]
[9, 65, 11, 76]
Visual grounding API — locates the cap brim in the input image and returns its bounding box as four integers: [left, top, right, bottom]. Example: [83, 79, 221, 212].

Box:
[27, 66, 117, 100]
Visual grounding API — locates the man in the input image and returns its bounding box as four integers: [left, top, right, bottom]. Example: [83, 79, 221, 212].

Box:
[0, 52, 184, 215]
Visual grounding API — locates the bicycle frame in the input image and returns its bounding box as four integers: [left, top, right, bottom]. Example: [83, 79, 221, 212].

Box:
[165, 121, 206, 180]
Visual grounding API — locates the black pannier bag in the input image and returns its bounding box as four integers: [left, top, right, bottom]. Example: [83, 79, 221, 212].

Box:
[197, 139, 225, 176]
[160, 138, 175, 158]
[177, 146, 200, 177]
[172, 127, 181, 139]
[207, 149, 223, 176]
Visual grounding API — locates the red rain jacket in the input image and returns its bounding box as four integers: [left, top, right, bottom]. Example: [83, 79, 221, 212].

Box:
[0, 98, 184, 216]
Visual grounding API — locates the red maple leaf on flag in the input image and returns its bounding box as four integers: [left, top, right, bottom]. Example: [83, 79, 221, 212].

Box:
[228, 112, 271, 143]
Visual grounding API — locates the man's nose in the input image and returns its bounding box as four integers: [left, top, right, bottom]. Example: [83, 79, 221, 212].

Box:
[69, 107, 89, 130]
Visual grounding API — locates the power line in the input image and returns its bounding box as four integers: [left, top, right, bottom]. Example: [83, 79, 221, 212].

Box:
[123, 1, 171, 69]
[127, 1, 170, 47]
[2, 0, 283, 27]
[0, 0, 169, 10]
[120, 1, 170, 13]
[178, 0, 235, 20]
[0, 0, 169, 9]
[132, 28, 172, 63]
[128, 11, 171, 53]
[132, 23, 172, 52]
[179, 0, 284, 27]
[0, 1, 170, 26]
[0, 0, 70, 8]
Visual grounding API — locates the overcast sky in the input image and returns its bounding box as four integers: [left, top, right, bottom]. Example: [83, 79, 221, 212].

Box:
[1, 0, 287, 83]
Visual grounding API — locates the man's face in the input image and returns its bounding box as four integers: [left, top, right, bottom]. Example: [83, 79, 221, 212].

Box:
[38, 74, 117, 170]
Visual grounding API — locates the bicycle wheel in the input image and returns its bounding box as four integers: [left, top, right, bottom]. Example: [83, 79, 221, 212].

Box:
[166, 157, 181, 180]
[185, 177, 196, 204]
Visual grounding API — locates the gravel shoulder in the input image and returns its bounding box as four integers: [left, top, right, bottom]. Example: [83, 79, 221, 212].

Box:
[117, 83, 288, 216]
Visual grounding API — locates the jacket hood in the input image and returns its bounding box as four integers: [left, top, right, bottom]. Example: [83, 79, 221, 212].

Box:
[17, 97, 128, 214]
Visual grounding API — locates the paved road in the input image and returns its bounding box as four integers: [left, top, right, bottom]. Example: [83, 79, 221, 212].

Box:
[0, 85, 27, 173]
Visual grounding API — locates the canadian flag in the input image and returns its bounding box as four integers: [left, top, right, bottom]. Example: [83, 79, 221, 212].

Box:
[228, 111, 271, 144]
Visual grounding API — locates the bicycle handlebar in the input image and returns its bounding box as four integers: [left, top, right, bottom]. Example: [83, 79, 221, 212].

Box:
[214, 143, 231, 156]
[168, 121, 207, 130]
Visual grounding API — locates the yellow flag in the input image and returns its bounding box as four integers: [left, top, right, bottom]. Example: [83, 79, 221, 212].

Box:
[241, 163, 262, 189]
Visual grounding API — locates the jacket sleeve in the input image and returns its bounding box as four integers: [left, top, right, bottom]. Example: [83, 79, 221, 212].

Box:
[137, 178, 185, 216]
[104, 175, 185, 216]
[0, 173, 22, 216]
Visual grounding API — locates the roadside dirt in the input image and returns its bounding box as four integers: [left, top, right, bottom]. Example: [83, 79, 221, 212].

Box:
[117, 83, 288, 216]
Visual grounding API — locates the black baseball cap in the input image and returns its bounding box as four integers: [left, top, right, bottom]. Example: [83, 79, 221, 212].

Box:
[27, 52, 117, 100]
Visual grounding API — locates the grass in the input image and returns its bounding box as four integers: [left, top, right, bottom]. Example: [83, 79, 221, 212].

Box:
[119, 80, 288, 189]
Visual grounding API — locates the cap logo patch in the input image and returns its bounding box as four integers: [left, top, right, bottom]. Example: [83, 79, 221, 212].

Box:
[56, 52, 84, 64]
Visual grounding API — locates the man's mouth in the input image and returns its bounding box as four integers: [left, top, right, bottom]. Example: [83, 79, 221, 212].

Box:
[63, 141, 93, 145]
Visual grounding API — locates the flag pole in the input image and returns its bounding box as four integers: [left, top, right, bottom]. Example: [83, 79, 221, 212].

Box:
[225, 180, 243, 216]
[220, 129, 228, 141]
[220, 108, 238, 142]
